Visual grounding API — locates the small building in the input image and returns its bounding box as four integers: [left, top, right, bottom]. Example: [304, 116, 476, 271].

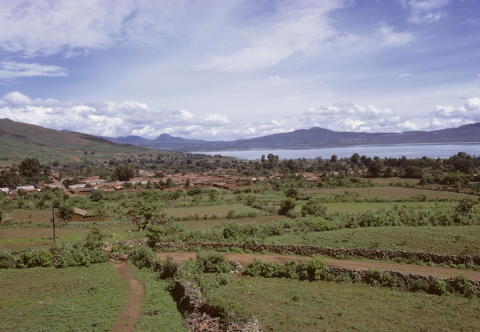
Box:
[59, 207, 106, 222]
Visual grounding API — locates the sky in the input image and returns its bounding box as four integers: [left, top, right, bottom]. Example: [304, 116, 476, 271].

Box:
[0, 0, 479, 141]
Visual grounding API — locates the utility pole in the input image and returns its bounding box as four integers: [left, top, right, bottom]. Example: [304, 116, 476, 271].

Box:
[52, 206, 56, 245]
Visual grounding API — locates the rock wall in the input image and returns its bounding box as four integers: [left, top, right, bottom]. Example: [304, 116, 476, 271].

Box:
[327, 266, 480, 291]
[102, 239, 480, 266]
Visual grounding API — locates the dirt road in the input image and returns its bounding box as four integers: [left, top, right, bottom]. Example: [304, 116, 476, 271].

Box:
[158, 252, 480, 280]
[112, 262, 145, 332]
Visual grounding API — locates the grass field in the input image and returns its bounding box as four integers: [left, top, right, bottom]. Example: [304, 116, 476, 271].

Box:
[369, 177, 421, 185]
[294, 201, 451, 214]
[0, 224, 142, 250]
[0, 263, 128, 332]
[133, 269, 187, 331]
[165, 204, 260, 218]
[10, 210, 53, 223]
[304, 187, 475, 200]
[208, 276, 480, 332]
[265, 226, 480, 256]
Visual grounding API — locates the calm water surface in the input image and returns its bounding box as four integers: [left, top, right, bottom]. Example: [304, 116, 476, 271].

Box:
[195, 143, 480, 160]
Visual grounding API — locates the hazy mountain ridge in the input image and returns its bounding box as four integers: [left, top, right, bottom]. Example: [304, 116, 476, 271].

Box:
[100, 123, 480, 152]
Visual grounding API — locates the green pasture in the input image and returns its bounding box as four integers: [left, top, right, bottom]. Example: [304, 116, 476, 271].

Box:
[305, 187, 476, 200]
[208, 276, 480, 332]
[266, 225, 480, 256]
[164, 204, 260, 218]
[0, 263, 128, 332]
[133, 269, 187, 331]
[294, 201, 451, 214]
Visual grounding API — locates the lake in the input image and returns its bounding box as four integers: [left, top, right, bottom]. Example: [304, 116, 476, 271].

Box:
[195, 143, 480, 160]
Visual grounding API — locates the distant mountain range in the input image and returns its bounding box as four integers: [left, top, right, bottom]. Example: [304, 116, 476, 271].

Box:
[99, 122, 480, 152]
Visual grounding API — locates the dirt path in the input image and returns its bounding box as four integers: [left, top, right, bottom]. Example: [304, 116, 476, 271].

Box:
[112, 262, 145, 332]
[158, 252, 480, 281]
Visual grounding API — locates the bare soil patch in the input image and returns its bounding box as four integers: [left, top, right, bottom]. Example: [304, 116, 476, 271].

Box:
[112, 262, 145, 332]
[158, 252, 480, 281]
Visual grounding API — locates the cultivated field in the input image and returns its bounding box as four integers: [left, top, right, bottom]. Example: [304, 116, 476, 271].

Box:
[208, 276, 480, 332]
[0, 263, 128, 332]
[266, 225, 480, 256]
[306, 187, 476, 200]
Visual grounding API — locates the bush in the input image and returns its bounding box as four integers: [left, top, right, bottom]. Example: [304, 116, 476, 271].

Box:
[226, 210, 236, 219]
[30, 249, 53, 267]
[146, 224, 165, 247]
[197, 253, 231, 274]
[85, 227, 105, 249]
[129, 246, 156, 269]
[429, 278, 447, 296]
[0, 250, 14, 269]
[451, 275, 478, 298]
[301, 198, 327, 217]
[278, 197, 296, 215]
[410, 279, 430, 293]
[298, 255, 328, 281]
[159, 256, 178, 279]
[16, 250, 33, 269]
[223, 222, 241, 240]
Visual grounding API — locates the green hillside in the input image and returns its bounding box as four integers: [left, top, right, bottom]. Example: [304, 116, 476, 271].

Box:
[0, 119, 177, 165]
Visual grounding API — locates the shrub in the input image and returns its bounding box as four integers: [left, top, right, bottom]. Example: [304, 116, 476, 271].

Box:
[226, 210, 236, 219]
[0, 250, 14, 269]
[146, 224, 165, 247]
[223, 222, 241, 240]
[197, 253, 231, 274]
[278, 197, 296, 215]
[54, 249, 78, 268]
[301, 198, 327, 217]
[129, 246, 156, 269]
[451, 275, 478, 298]
[410, 279, 430, 293]
[85, 227, 105, 249]
[159, 256, 178, 279]
[30, 249, 53, 267]
[429, 278, 447, 296]
[298, 255, 328, 281]
[16, 250, 33, 269]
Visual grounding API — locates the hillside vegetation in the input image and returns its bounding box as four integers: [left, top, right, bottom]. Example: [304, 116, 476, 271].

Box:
[0, 119, 173, 165]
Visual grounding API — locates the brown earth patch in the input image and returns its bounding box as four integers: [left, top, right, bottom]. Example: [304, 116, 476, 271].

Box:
[158, 252, 480, 281]
[112, 262, 145, 332]
[68, 156, 82, 162]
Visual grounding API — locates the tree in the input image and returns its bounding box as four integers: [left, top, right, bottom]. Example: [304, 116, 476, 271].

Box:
[0, 167, 21, 189]
[57, 204, 74, 223]
[330, 155, 337, 163]
[90, 189, 105, 202]
[113, 165, 134, 181]
[278, 197, 296, 215]
[99, 169, 110, 180]
[350, 153, 360, 165]
[19, 158, 41, 178]
[368, 160, 383, 177]
[284, 187, 298, 199]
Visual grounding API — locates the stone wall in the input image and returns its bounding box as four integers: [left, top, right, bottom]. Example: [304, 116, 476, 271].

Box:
[102, 239, 480, 266]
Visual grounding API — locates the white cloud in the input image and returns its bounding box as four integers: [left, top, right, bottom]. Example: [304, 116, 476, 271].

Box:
[378, 24, 416, 47]
[267, 76, 290, 86]
[196, 1, 345, 71]
[0, 91, 295, 141]
[0, 61, 67, 79]
[0, 1, 185, 57]
[404, 0, 449, 23]
[399, 73, 412, 78]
